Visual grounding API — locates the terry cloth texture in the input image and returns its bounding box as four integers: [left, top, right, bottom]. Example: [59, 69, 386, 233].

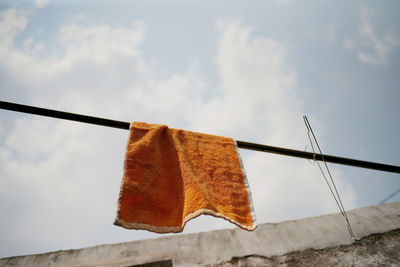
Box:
[114, 122, 256, 233]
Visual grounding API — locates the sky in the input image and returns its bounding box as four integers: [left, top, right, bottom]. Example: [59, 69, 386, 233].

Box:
[0, 0, 399, 258]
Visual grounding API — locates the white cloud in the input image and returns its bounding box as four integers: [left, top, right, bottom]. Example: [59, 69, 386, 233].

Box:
[355, 6, 399, 65]
[0, 6, 147, 81]
[57, 21, 146, 66]
[0, 7, 28, 48]
[193, 18, 300, 146]
[34, 0, 51, 9]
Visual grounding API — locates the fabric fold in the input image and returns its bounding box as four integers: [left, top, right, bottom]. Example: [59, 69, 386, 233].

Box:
[114, 121, 256, 233]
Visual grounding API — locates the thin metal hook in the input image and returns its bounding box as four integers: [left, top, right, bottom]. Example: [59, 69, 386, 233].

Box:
[303, 115, 356, 241]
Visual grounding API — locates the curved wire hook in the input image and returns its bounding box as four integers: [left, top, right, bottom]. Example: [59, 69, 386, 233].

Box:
[303, 115, 356, 241]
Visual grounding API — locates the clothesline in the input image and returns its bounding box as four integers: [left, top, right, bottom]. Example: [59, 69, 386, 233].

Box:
[0, 100, 399, 174]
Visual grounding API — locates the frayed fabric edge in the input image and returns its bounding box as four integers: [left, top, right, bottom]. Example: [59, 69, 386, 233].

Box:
[235, 140, 257, 229]
[114, 207, 256, 234]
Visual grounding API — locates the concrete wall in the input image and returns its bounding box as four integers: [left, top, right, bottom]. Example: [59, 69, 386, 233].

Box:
[1, 202, 400, 266]
[213, 229, 400, 266]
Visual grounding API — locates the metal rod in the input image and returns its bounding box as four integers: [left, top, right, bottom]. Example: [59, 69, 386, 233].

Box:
[235, 141, 399, 173]
[0, 100, 130, 130]
[1, 100, 399, 174]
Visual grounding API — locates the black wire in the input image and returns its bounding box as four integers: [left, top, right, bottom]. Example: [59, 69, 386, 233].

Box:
[0, 100, 130, 130]
[0, 100, 399, 174]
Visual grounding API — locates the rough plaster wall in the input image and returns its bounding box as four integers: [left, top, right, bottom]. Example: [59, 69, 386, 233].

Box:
[1, 202, 400, 266]
[211, 229, 400, 266]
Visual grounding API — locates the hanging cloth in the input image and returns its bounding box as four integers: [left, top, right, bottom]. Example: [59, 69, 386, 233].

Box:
[114, 122, 256, 233]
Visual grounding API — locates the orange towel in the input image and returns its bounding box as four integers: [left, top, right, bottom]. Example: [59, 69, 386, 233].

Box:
[114, 122, 256, 233]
